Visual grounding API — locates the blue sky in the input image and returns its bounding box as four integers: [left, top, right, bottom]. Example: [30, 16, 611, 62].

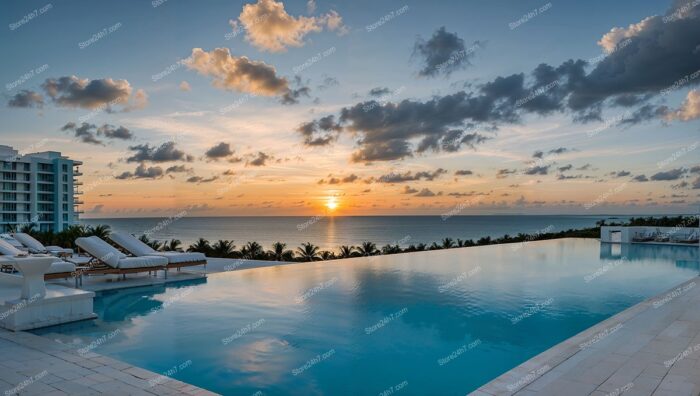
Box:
[1, 0, 698, 217]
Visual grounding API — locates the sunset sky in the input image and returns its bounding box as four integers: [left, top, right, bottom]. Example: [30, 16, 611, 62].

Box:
[1, 0, 699, 217]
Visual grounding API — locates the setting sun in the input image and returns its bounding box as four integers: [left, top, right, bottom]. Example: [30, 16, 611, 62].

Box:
[325, 197, 339, 211]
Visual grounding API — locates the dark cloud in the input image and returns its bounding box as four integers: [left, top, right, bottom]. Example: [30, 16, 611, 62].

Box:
[413, 27, 480, 77]
[414, 188, 436, 197]
[8, 90, 44, 108]
[318, 174, 359, 184]
[633, 174, 649, 182]
[97, 125, 133, 140]
[619, 104, 669, 126]
[317, 76, 339, 90]
[524, 165, 550, 175]
[402, 186, 418, 194]
[377, 168, 447, 183]
[558, 164, 573, 172]
[165, 165, 193, 174]
[205, 142, 235, 160]
[41, 76, 143, 110]
[497, 169, 517, 179]
[369, 87, 391, 97]
[692, 176, 700, 189]
[280, 76, 311, 105]
[247, 151, 272, 166]
[115, 163, 164, 179]
[650, 168, 686, 181]
[126, 142, 194, 163]
[296, 115, 341, 146]
[454, 169, 473, 176]
[187, 175, 219, 183]
[610, 170, 631, 178]
[62, 122, 133, 143]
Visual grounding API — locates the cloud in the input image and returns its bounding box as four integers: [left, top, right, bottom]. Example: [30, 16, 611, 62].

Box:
[610, 170, 631, 178]
[558, 164, 573, 172]
[413, 27, 480, 77]
[97, 124, 133, 140]
[116, 163, 164, 179]
[8, 90, 44, 108]
[497, 169, 517, 179]
[377, 168, 447, 183]
[165, 165, 192, 174]
[455, 169, 473, 176]
[205, 142, 235, 160]
[318, 173, 360, 184]
[296, 115, 341, 146]
[650, 168, 686, 181]
[299, 2, 700, 161]
[317, 76, 339, 90]
[86, 204, 104, 215]
[126, 142, 194, 163]
[187, 175, 219, 183]
[369, 87, 391, 97]
[665, 89, 700, 121]
[61, 122, 133, 144]
[186, 48, 289, 96]
[41, 76, 146, 110]
[693, 176, 700, 189]
[234, 0, 345, 52]
[247, 151, 272, 166]
[179, 81, 191, 91]
[402, 186, 418, 194]
[306, 0, 316, 13]
[280, 76, 311, 105]
[524, 165, 550, 175]
[414, 188, 436, 197]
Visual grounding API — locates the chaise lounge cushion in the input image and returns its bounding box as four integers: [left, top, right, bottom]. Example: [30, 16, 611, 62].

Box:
[46, 261, 76, 274]
[12, 233, 73, 255]
[76, 236, 166, 269]
[116, 255, 168, 269]
[109, 232, 207, 264]
[108, 232, 156, 256]
[75, 236, 126, 267]
[153, 251, 206, 264]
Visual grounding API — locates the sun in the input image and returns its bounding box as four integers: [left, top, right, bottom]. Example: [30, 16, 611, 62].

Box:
[325, 197, 339, 211]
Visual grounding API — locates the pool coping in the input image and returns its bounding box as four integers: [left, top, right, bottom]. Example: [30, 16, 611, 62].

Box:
[470, 275, 700, 395]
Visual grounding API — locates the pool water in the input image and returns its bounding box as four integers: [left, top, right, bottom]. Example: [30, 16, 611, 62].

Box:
[34, 239, 699, 395]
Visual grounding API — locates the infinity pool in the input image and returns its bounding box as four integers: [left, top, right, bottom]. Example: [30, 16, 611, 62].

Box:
[34, 239, 699, 395]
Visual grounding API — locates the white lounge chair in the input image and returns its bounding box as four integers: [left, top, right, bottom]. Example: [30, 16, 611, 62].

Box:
[109, 232, 207, 271]
[0, 234, 29, 252]
[0, 239, 77, 283]
[12, 233, 74, 257]
[75, 236, 168, 279]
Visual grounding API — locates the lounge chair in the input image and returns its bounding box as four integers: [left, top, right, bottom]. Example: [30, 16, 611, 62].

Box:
[654, 228, 670, 242]
[0, 234, 29, 252]
[675, 230, 699, 244]
[632, 230, 656, 242]
[75, 236, 168, 279]
[108, 232, 207, 271]
[11, 233, 74, 257]
[0, 239, 78, 283]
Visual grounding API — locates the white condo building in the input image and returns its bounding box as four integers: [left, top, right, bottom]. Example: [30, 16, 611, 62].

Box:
[0, 145, 82, 232]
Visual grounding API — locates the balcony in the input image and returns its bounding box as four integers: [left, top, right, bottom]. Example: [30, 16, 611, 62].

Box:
[74, 199, 84, 205]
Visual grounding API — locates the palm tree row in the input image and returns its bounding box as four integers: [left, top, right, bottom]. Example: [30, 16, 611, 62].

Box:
[22, 215, 694, 263]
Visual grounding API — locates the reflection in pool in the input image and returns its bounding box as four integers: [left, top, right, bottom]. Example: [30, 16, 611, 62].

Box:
[34, 239, 699, 395]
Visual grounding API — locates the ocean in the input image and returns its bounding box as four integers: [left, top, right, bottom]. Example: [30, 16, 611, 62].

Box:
[80, 215, 631, 251]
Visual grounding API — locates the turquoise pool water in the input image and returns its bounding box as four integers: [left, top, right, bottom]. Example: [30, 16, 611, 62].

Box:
[35, 239, 699, 395]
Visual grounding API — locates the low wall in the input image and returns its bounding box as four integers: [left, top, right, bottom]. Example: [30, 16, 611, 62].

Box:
[601, 226, 699, 246]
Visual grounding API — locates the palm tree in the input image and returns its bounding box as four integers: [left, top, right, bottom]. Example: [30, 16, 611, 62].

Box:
[87, 224, 111, 239]
[296, 242, 321, 262]
[320, 250, 335, 260]
[441, 238, 455, 249]
[381, 244, 402, 254]
[188, 238, 212, 254]
[357, 241, 379, 256]
[163, 239, 182, 252]
[337, 245, 356, 258]
[241, 241, 265, 260]
[268, 242, 293, 261]
[210, 240, 237, 258]
[428, 242, 441, 250]
[139, 234, 163, 251]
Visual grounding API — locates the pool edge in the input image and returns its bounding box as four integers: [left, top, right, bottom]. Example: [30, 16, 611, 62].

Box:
[470, 275, 700, 395]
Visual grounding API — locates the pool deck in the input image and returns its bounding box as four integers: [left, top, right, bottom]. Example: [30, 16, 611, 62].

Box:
[472, 276, 700, 396]
[0, 328, 218, 395]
